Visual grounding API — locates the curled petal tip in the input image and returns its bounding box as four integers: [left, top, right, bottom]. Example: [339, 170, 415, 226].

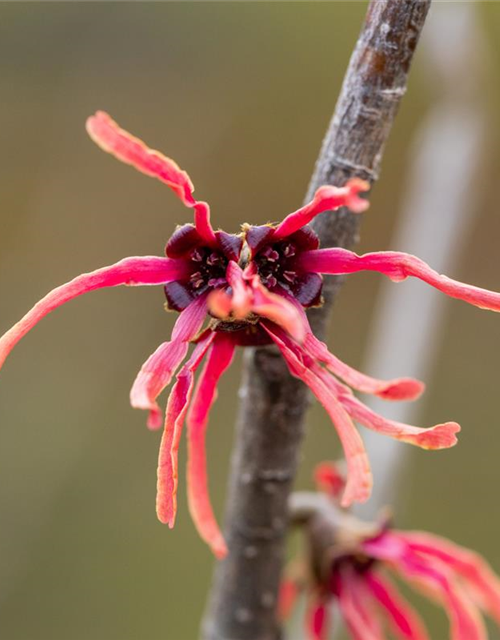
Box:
[274, 179, 371, 239]
[340, 486, 370, 509]
[157, 503, 176, 528]
[251, 280, 307, 344]
[207, 289, 232, 319]
[226, 261, 253, 319]
[156, 510, 169, 526]
[302, 247, 500, 312]
[417, 421, 461, 450]
[86, 110, 106, 123]
[340, 457, 373, 507]
[378, 378, 425, 401]
[147, 409, 163, 431]
[213, 541, 229, 560]
[340, 390, 461, 451]
[303, 333, 422, 401]
[346, 177, 370, 191]
[85, 111, 113, 147]
[345, 178, 370, 213]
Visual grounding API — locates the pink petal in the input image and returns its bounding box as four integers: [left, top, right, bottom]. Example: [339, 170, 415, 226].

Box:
[282, 293, 422, 400]
[86, 112, 194, 203]
[207, 289, 233, 318]
[86, 111, 216, 244]
[275, 300, 457, 452]
[0, 256, 186, 372]
[156, 331, 215, 528]
[250, 279, 307, 343]
[365, 571, 430, 640]
[207, 266, 307, 344]
[193, 202, 217, 248]
[337, 389, 460, 450]
[299, 248, 500, 313]
[130, 295, 208, 429]
[263, 324, 372, 507]
[337, 570, 384, 640]
[186, 332, 235, 558]
[398, 532, 500, 625]
[273, 179, 369, 240]
[225, 261, 253, 319]
[306, 598, 329, 640]
[304, 332, 424, 401]
[132, 340, 188, 430]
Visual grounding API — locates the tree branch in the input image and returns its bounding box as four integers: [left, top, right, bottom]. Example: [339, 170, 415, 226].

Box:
[202, 2, 431, 639]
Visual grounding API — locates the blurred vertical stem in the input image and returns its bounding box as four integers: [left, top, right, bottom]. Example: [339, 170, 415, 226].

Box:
[202, 2, 431, 639]
[354, 0, 489, 521]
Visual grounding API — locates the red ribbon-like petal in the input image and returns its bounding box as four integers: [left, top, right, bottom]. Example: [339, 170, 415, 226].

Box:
[0, 256, 186, 372]
[86, 111, 217, 244]
[299, 248, 500, 313]
[186, 332, 236, 558]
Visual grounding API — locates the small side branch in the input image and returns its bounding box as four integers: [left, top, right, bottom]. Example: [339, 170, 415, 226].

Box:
[202, 2, 431, 639]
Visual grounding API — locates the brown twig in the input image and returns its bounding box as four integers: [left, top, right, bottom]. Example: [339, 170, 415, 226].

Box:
[202, 2, 431, 639]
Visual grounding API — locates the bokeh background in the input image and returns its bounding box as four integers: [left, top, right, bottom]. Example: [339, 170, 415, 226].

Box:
[1, 3, 500, 639]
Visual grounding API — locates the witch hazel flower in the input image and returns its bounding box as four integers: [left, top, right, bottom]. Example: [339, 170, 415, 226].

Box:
[283, 462, 500, 640]
[1, 111, 500, 557]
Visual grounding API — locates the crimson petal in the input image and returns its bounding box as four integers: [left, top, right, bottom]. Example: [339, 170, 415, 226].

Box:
[263, 323, 372, 507]
[304, 331, 424, 401]
[225, 261, 253, 319]
[250, 278, 307, 343]
[336, 388, 460, 450]
[299, 248, 500, 313]
[284, 295, 424, 401]
[86, 111, 217, 245]
[130, 295, 208, 429]
[186, 332, 236, 558]
[156, 331, 215, 528]
[273, 179, 369, 240]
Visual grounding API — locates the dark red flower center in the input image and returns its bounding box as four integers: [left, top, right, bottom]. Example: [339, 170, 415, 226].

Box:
[163, 223, 243, 312]
[253, 240, 323, 308]
[254, 241, 298, 289]
[188, 246, 228, 291]
[245, 225, 324, 308]
[164, 245, 229, 311]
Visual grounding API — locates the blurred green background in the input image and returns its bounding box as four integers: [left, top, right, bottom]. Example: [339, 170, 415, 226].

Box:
[1, 3, 500, 639]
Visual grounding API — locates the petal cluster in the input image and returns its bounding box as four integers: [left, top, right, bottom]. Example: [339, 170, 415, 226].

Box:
[283, 463, 500, 640]
[1, 111, 500, 556]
